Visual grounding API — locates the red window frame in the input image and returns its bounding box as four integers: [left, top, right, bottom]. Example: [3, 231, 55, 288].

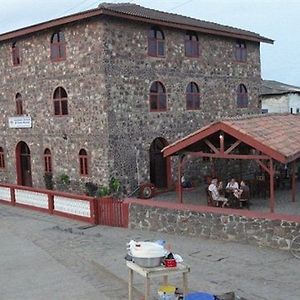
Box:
[79, 149, 88, 176]
[50, 31, 66, 62]
[0, 147, 5, 169]
[53, 87, 68, 116]
[148, 27, 165, 57]
[235, 40, 247, 62]
[12, 42, 21, 66]
[44, 148, 52, 174]
[186, 82, 200, 110]
[15, 93, 23, 115]
[149, 81, 167, 112]
[185, 32, 199, 58]
[237, 84, 248, 108]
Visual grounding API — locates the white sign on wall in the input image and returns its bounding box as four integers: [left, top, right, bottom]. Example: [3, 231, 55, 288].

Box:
[8, 116, 32, 128]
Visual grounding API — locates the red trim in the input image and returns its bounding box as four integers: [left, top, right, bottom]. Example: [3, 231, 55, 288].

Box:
[124, 198, 300, 223]
[163, 121, 288, 163]
[163, 122, 222, 157]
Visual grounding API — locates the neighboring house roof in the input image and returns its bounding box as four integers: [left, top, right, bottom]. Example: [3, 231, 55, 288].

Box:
[162, 114, 300, 163]
[260, 80, 300, 96]
[0, 2, 273, 44]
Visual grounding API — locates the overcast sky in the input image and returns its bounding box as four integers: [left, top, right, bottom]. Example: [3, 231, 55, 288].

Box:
[1, 0, 299, 86]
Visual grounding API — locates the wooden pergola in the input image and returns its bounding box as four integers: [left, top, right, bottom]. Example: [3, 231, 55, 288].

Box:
[162, 114, 300, 213]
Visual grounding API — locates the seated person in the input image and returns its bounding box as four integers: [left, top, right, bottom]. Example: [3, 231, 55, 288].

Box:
[208, 178, 228, 207]
[226, 178, 239, 190]
[181, 175, 192, 188]
[233, 180, 249, 199]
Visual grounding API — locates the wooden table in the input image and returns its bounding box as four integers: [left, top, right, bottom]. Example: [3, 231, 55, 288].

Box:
[126, 260, 190, 300]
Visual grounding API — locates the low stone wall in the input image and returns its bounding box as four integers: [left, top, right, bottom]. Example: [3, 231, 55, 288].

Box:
[127, 199, 300, 250]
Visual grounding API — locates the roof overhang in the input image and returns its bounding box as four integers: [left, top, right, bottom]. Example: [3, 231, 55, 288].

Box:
[0, 8, 273, 44]
[163, 120, 298, 164]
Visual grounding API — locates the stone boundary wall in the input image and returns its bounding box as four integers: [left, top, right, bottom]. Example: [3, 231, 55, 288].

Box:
[125, 199, 300, 251]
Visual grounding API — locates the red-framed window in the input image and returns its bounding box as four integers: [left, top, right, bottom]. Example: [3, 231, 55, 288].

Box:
[15, 93, 23, 115]
[186, 82, 200, 110]
[149, 81, 167, 112]
[50, 31, 66, 62]
[148, 26, 165, 57]
[79, 149, 88, 176]
[44, 148, 52, 174]
[53, 87, 68, 116]
[12, 42, 21, 66]
[235, 40, 247, 62]
[185, 32, 199, 58]
[0, 147, 5, 169]
[237, 84, 248, 108]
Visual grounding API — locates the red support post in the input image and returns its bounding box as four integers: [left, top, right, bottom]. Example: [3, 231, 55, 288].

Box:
[90, 198, 99, 224]
[292, 160, 296, 202]
[48, 193, 54, 214]
[10, 187, 16, 206]
[269, 159, 275, 213]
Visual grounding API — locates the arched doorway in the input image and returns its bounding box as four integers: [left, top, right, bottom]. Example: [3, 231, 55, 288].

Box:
[16, 141, 32, 186]
[149, 137, 169, 188]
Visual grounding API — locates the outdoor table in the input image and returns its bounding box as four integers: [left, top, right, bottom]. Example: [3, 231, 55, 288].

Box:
[126, 260, 190, 300]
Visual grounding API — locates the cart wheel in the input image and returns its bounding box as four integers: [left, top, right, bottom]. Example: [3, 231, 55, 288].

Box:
[139, 183, 154, 199]
[290, 235, 300, 259]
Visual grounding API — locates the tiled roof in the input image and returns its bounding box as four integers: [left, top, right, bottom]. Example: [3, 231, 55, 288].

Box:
[163, 114, 300, 163]
[260, 80, 300, 96]
[0, 2, 273, 44]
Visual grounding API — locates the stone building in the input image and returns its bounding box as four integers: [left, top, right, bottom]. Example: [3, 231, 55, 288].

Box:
[260, 80, 300, 114]
[0, 3, 272, 193]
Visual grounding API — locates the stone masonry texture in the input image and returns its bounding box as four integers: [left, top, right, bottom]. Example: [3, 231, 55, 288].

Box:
[0, 13, 261, 193]
[129, 203, 300, 250]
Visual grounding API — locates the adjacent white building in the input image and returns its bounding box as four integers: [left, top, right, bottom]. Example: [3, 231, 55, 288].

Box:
[260, 80, 300, 114]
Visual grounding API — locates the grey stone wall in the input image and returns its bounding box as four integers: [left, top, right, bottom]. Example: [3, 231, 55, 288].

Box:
[103, 17, 262, 192]
[129, 203, 300, 250]
[0, 14, 262, 193]
[0, 18, 110, 188]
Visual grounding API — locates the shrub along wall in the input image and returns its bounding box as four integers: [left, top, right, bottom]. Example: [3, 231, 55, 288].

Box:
[126, 199, 300, 250]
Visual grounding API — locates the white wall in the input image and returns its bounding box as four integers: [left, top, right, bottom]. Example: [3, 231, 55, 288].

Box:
[261, 95, 289, 113]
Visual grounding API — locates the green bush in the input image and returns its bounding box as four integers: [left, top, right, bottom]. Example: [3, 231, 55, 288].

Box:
[96, 186, 110, 197]
[109, 177, 121, 194]
[56, 173, 70, 191]
[43, 173, 54, 190]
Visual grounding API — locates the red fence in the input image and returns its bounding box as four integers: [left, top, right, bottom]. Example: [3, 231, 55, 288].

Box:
[98, 197, 129, 227]
[0, 183, 129, 228]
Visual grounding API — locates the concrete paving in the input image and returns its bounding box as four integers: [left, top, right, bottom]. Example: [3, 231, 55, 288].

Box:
[0, 205, 300, 300]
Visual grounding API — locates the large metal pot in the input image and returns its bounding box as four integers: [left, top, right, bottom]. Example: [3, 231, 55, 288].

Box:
[133, 256, 164, 268]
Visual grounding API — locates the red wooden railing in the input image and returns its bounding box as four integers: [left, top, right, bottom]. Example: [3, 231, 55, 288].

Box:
[0, 183, 129, 228]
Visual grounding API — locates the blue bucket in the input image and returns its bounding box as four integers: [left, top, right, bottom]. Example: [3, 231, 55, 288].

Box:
[185, 291, 215, 300]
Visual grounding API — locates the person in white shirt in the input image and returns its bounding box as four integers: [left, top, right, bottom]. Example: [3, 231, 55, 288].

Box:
[208, 178, 228, 207]
[226, 178, 239, 190]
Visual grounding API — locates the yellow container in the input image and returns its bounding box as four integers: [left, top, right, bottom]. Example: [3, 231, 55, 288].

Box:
[158, 285, 176, 299]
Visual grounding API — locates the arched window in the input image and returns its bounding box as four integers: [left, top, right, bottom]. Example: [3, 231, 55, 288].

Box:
[0, 147, 5, 169]
[237, 84, 248, 108]
[50, 31, 66, 61]
[53, 87, 68, 115]
[79, 149, 88, 176]
[185, 32, 199, 58]
[16, 93, 23, 115]
[186, 82, 200, 110]
[44, 148, 52, 174]
[12, 42, 20, 66]
[235, 40, 247, 62]
[149, 81, 167, 111]
[148, 26, 165, 57]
